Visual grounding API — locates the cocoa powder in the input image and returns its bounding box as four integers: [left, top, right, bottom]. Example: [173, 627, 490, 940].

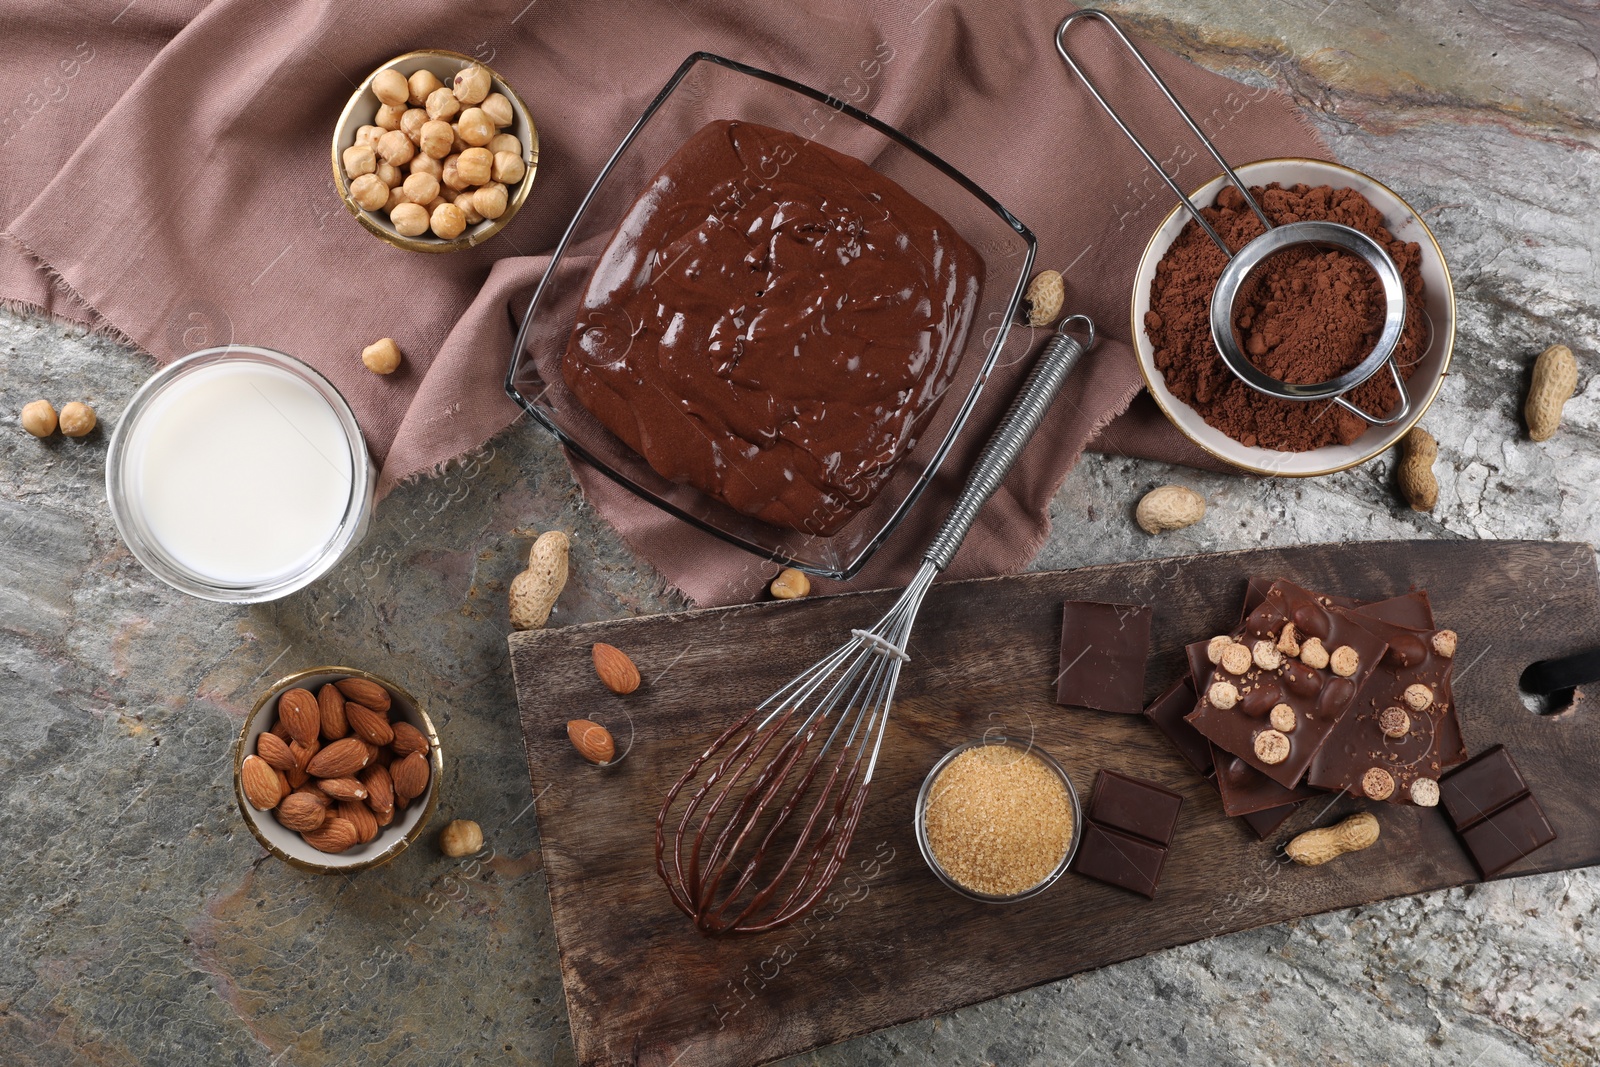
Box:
[1145, 183, 1426, 451]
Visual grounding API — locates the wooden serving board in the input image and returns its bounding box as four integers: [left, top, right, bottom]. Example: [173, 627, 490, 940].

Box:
[509, 540, 1600, 1067]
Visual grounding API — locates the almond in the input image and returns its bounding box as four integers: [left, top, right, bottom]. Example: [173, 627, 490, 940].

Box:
[335, 677, 391, 714]
[296, 783, 333, 807]
[373, 804, 395, 827]
[241, 755, 282, 810]
[278, 688, 321, 745]
[302, 817, 359, 854]
[391, 751, 430, 802]
[289, 737, 320, 773]
[361, 763, 395, 814]
[319, 776, 369, 802]
[276, 791, 328, 832]
[390, 720, 429, 758]
[274, 767, 292, 803]
[567, 719, 615, 765]
[286, 767, 309, 789]
[318, 683, 349, 740]
[346, 701, 394, 746]
[339, 800, 379, 844]
[306, 736, 371, 778]
[270, 718, 293, 742]
[592, 643, 641, 695]
[255, 731, 296, 772]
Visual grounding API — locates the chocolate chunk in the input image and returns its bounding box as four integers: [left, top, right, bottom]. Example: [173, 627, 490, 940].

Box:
[1056, 601, 1153, 714]
[1087, 770, 1183, 846]
[1354, 590, 1435, 632]
[1070, 821, 1167, 898]
[1307, 605, 1463, 803]
[1241, 802, 1300, 839]
[1187, 580, 1388, 788]
[1458, 792, 1557, 878]
[1143, 676, 1213, 776]
[1438, 744, 1529, 831]
[1212, 745, 1324, 816]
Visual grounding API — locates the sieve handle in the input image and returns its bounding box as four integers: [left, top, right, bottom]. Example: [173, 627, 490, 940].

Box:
[923, 316, 1095, 572]
[1332, 357, 1413, 426]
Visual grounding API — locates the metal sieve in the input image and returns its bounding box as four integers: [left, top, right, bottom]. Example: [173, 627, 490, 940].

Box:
[1056, 9, 1411, 427]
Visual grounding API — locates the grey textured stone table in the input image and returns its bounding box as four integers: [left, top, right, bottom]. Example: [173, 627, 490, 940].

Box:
[3, 1, 1597, 1064]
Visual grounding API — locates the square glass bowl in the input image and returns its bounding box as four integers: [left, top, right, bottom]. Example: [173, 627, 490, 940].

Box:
[506, 52, 1035, 580]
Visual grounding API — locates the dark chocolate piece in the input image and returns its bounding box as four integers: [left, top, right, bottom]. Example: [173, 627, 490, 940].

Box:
[1458, 792, 1557, 877]
[1056, 601, 1153, 714]
[1187, 580, 1389, 788]
[1242, 577, 1360, 619]
[1087, 770, 1183, 846]
[1071, 821, 1167, 898]
[1240, 802, 1300, 839]
[1307, 602, 1460, 803]
[1212, 745, 1324, 816]
[1353, 590, 1435, 632]
[1143, 676, 1213, 776]
[1439, 745, 1529, 831]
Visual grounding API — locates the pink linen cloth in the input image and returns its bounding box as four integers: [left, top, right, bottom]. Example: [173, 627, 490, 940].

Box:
[2, 0, 1325, 604]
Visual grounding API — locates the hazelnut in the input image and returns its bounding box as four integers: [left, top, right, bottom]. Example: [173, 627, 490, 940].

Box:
[376, 128, 416, 167]
[400, 106, 429, 145]
[491, 151, 525, 185]
[770, 567, 810, 600]
[472, 181, 508, 220]
[361, 337, 403, 375]
[438, 818, 484, 858]
[402, 171, 440, 206]
[1269, 703, 1296, 733]
[375, 161, 402, 187]
[480, 92, 514, 128]
[371, 68, 409, 107]
[452, 63, 492, 106]
[20, 399, 57, 437]
[1432, 630, 1457, 658]
[456, 107, 495, 147]
[341, 143, 376, 179]
[419, 118, 455, 160]
[430, 202, 467, 240]
[1206, 635, 1232, 665]
[390, 201, 430, 237]
[1220, 642, 1252, 677]
[1208, 681, 1239, 710]
[453, 192, 483, 225]
[1253, 729, 1290, 765]
[425, 86, 461, 122]
[488, 132, 521, 156]
[441, 153, 468, 192]
[355, 124, 385, 148]
[1329, 645, 1359, 677]
[1252, 640, 1283, 672]
[383, 185, 408, 213]
[1378, 706, 1411, 738]
[409, 153, 442, 180]
[456, 147, 492, 186]
[1275, 622, 1300, 657]
[58, 402, 96, 437]
[1403, 683, 1433, 711]
[349, 173, 389, 211]
[407, 68, 444, 106]
[374, 102, 408, 131]
[1361, 767, 1395, 801]
[1299, 637, 1330, 670]
[1409, 778, 1440, 807]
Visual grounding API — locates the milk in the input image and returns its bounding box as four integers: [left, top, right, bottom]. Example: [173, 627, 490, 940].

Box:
[123, 360, 354, 586]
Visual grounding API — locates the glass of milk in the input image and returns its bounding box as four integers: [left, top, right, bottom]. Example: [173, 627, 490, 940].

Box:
[106, 346, 375, 602]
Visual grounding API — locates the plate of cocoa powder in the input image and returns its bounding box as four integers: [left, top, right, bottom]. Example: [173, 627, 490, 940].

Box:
[1132, 158, 1454, 476]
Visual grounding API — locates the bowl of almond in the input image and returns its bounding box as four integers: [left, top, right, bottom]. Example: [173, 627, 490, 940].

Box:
[234, 667, 442, 872]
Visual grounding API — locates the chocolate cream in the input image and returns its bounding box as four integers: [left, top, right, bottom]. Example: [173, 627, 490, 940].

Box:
[562, 119, 983, 535]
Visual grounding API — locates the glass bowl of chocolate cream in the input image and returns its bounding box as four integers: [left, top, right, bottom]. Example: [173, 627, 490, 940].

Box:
[507, 52, 1035, 581]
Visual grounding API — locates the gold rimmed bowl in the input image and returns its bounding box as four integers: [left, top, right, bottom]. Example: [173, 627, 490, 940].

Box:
[331, 49, 538, 253]
[1131, 158, 1455, 476]
[233, 666, 442, 873]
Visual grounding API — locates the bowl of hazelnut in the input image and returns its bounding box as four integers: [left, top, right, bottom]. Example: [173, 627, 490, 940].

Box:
[332, 50, 538, 252]
[233, 667, 442, 873]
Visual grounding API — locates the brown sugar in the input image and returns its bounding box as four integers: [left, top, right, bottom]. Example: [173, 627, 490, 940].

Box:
[1145, 183, 1428, 451]
[923, 744, 1074, 897]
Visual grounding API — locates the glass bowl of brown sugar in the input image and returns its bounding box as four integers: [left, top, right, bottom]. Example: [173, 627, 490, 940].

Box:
[1132, 158, 1455, 477]
[915, 737, 1082, 903]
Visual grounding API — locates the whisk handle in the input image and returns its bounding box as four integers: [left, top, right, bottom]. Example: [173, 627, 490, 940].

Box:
[923, 316, 1094, 572]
